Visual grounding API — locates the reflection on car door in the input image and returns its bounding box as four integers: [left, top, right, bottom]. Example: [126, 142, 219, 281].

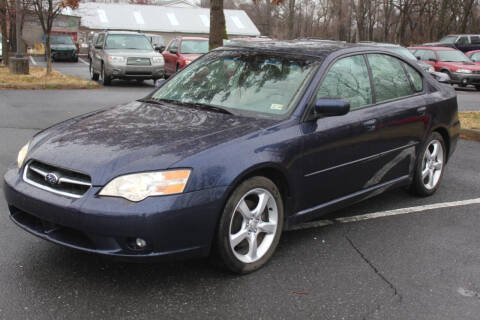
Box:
[297, 53, 427, 220]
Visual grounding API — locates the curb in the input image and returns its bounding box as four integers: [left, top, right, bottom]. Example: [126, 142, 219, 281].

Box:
[460, 128, 480, 142]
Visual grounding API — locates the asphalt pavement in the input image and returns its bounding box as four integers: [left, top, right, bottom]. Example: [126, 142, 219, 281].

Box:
[0, 60, 480, 319]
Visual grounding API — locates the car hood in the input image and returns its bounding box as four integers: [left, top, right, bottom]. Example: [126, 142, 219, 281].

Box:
[103, 49, 159, 57]
[28, 101, 276, 186]
[51, 44, 76, 51]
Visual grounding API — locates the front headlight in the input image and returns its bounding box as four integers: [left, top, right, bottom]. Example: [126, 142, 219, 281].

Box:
[185, 59, 192, 65]
[99, 169, 191, 202]
[17, 142, 30, 169]
[108, 55, 126, 65]
[456, 69, 472, 74]
[151, 56, 164, 65]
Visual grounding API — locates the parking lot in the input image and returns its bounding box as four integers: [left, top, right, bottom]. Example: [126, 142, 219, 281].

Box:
[1, 59, 480, 319]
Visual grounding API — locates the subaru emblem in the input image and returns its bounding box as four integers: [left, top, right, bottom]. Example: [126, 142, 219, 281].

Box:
[45, 173, 59, 185]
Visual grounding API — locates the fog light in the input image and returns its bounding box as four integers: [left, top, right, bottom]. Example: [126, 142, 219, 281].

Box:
[136, 238, 147, 248]
[462, 79, 468, 84]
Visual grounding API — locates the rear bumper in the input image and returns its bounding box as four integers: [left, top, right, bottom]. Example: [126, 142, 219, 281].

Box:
[4, 166, 227, 260]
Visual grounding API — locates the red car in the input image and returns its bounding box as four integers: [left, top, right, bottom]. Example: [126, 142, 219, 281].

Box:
[162, 37, 209, 77]
[466, 50, 480, 63]
[409, 46, 480, 90]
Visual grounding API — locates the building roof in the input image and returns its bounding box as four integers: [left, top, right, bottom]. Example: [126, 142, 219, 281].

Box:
[64, 3, 260, 36]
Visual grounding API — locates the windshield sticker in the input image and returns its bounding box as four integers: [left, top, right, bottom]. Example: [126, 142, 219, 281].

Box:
[270, 104, 284, 110]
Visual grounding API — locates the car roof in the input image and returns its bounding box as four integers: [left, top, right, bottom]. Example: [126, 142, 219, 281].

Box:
[466, 50, 480, 55]
[220, 40, 363, 59]
[358, 42, 401, 48]
[409, 46, 457, 51]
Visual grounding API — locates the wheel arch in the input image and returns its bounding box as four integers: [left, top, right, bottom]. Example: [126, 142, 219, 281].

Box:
[432, 126, 451, 161]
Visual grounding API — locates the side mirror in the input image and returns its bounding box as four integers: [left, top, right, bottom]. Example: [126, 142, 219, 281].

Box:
[169, 49, 177, 54]
[314, 99, 350, 117]
[155, 79, 166, 88]
[416, 56, 421, 60]
[155, 45, 165, 52]
[428, 58, 437, 62]
[430, 71, 450, 84]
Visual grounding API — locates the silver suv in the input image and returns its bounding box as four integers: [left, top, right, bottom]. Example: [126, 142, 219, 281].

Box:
[89, 31, 165, 85]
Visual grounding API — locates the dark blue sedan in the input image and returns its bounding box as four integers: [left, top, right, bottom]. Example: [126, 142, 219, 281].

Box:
[4, 41, 460, 273]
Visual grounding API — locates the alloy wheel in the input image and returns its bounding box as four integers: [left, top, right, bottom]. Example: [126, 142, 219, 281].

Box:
[421, 139, 444, 190]
[229, 188, 278, 264]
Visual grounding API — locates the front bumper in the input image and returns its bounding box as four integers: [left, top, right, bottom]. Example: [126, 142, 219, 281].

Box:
[450, 72, 480, 86]
[4, 166, 227, 260]
[105, 63, 164, 80]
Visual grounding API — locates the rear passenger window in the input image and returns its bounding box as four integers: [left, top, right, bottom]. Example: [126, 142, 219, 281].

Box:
[316, 55, 372, 110]
[403, 63, 423, 92]
[367, 54, 414, 103]
[471, 36, 480, 44]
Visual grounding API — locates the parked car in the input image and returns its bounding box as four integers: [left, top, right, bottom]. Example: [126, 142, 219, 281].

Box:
[48, 34, 78, 62]
[466, 50, 480, 63]
[89, 31, 165, 86]
[423, 34, 480, 53]
[162, 37, 208, 77]
[359, 42, 435, 73]
[409, 46, 480, 90]
[4, 41, 459, 274]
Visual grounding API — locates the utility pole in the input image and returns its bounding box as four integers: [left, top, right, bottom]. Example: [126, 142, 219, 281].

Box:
[8, 0, 29, 74]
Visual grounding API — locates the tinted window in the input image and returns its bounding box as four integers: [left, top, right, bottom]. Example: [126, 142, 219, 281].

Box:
[105, 34, 152, 50]
[471, 52, 480, 62]
[437, 50, 470, 62]
[367, 54, 414, 103]
[316, 55, 372, 110]
[152, 52, 316, 119]
[457, 36, 469, 45]
[95, 34, 105, 47]
[471, 36, 480, 44]
[403, 63, 423, 92]
[181, 40, 209, 54]
[51, 36, 74, 45]
[422, 50, 436, 61]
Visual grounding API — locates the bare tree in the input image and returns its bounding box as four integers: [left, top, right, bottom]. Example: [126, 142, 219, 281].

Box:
[30, 0, 80, 73]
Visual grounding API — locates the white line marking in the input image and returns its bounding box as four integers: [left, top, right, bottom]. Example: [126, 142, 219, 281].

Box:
[78, 58, 89, 66]
[290, 198, 480, 231]
[29, 56, 37, 65]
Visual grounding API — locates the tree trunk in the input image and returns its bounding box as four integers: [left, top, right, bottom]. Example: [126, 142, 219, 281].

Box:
[0, 0, 9, 65]
[45, 33, 52, 73]
[209, 0, 226, 50]
[287, 0, 295, 39]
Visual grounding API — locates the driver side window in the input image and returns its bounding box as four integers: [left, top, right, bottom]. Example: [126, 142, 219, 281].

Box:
[316, 55, 372, 110]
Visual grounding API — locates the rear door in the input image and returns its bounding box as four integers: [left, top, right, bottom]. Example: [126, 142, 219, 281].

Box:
[298, 53, 427, 214]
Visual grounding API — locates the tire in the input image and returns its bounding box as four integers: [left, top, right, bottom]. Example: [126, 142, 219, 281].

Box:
[89, 62, 99, 81]
[409, 132, 446, 196]
[101, 63, 111, 86]
[73, 57, 78, 63]
[475, 85, 480, 91]
[214, 176, 284, 274]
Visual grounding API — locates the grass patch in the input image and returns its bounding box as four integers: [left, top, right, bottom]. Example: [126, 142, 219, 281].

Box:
[0, 65, 101, 89]
[459, 112, 480, 131]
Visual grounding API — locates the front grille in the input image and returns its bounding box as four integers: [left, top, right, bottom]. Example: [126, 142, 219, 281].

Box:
[23, 161, 91, 198]
[127, 57, 151, 66]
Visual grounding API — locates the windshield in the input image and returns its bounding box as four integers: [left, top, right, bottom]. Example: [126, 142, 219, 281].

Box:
[437, 50, 471, 62]
[51, 36, 74, 45]
[151, 51, 316, 119]
[181, 40, 209, 54]
[439, 36, 457, 44]
[105, 34, 153, 50]
[391, 47, 417, 61]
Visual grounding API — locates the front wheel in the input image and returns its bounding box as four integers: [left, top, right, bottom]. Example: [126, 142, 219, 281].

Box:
[409, 132, 446, 196]
[215, 176, 284, 274]
[89, 61, 99, 81]
[101, 64, 111, 86]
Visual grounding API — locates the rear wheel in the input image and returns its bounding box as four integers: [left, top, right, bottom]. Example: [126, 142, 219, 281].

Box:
[475, 85, 480, 91]
[410, 132, 446, 196]
[215, 176, 284, 274]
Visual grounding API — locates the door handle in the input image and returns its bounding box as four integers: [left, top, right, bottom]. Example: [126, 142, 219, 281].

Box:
[417, 106, 427, 115]
[363, 119, 377, 131]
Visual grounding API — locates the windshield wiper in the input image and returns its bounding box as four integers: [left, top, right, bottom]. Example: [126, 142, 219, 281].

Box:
[154, 98, 234, 115]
